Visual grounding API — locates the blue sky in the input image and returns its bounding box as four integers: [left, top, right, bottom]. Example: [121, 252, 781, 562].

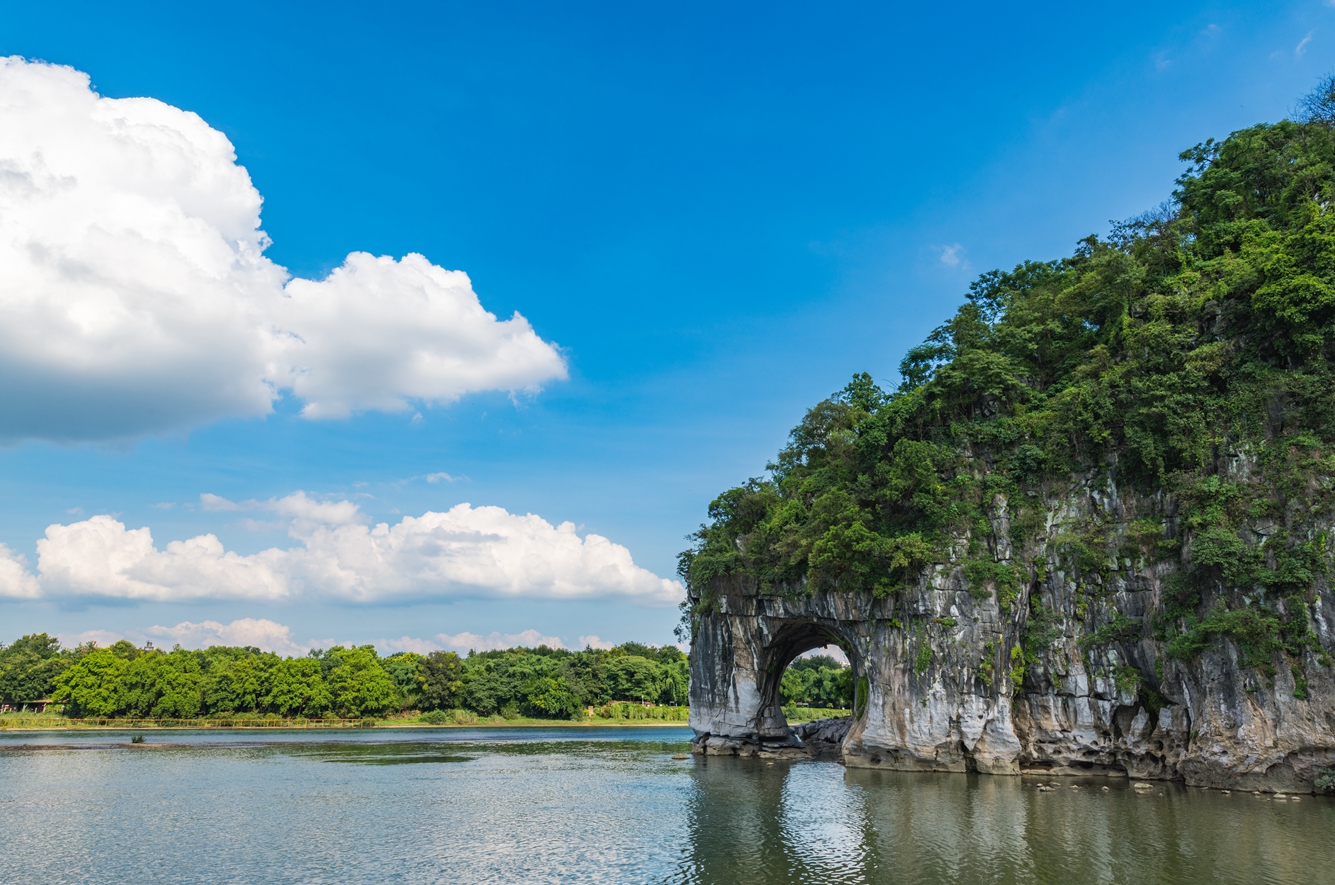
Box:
[0, 1, 1331, 654]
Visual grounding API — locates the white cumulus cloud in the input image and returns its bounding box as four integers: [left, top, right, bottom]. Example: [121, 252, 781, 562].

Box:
[283, 504, 681, 604]
[59, 618, 329, 657]
[271, 253, 565, 419]
[0, 57, 565, 442]
[36, 515, 289, 601]
[14, 495, 682, 606]
[378, 628, 569, 654]
[145, 618, 314, 657]
[49, 621, 647, 659]
[200, 494, 242, 512]
[436, 629, 568, 652]
[59, 629, 128, 648]
[0, 543, 40, 598]
[376, 635, 447, 654]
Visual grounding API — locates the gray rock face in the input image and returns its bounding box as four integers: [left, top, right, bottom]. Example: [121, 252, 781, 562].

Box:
[688, 475, 1335, 792]
[792, 716, 851, 756]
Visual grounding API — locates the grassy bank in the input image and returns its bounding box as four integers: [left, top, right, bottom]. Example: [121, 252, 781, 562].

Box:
[2, 704, 848, 730]
[0, 705, 692, 730]
[784, 706, 851, 722]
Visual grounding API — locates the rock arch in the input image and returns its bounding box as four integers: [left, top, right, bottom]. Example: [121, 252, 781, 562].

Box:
[748, 619, 856, 739]
[686, 468, 1335, 792]
[688, 579, 881, 760]
[688, 576, 1167, 777]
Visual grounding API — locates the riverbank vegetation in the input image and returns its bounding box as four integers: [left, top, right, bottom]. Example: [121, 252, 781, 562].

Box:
[0, 632, 851, 725]
[0, 633, 689, 721]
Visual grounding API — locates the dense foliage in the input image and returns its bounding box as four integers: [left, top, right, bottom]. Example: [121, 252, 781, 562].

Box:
[0, 634, 690, 720]
[680, 90, 1335, 677]
[0, 633, 69, 706]
[780, 654, 853, 708]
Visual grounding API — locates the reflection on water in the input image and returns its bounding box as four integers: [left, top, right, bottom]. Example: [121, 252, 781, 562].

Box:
[679, 758, 1335, 885]
[2, 728, 1332, 885]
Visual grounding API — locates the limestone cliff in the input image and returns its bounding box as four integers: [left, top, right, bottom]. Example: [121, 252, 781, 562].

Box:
[687, 457, 1335, 791]
[683, 107, 1335, 792]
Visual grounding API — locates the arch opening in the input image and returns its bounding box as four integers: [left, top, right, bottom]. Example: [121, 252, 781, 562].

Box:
[753, 621, 858, 742]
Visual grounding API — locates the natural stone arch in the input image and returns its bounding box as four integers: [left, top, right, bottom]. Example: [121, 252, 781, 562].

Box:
[687, 576, 1027, 768]
[749, 619, 858, 741]
[688, 578, 874, 757]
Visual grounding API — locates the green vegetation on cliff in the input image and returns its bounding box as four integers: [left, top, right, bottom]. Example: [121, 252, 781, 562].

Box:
[680, 81, 1335, 679]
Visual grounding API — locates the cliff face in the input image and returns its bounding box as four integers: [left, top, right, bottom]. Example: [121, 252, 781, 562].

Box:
[1000, 461, 1334, 791]
[688, 459, 1335, 792]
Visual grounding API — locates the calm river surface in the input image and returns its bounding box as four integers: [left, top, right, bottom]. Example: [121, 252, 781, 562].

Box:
[2, 726, 1332, 884]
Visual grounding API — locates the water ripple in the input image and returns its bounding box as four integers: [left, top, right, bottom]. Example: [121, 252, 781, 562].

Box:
[1, 730, 1332, 885]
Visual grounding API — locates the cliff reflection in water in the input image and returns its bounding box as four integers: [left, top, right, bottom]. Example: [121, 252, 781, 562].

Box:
[674, 756, 1335, 885]
[2, 729, 1332, 885]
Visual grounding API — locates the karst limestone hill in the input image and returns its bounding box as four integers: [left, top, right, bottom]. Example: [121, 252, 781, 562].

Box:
[683, 83, 1335, 792]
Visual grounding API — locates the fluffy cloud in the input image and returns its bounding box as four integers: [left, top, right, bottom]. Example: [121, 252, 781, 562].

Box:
[36, 515, 289, 601]
[438, 629, 568, 652]
[271, 254, 565, 419]
[0, 58, 565, 442]
[0, 544, 40, 598]
[378, 628, 568, 654]
[938, 243, 965, 268]
[145, 618, 315, 657]
[60, 618, 327, 657]
[202, 491, 363, 526]
[282, 504, 681, 604]
[56, 621, 607, 658]
[10, 493, 682, 605]
[59, 629, 127, 648]
[375, 635, 444, 655]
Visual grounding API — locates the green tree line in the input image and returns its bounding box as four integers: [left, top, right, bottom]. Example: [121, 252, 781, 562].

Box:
[0, 634, 692, 720]
[780, 655, 853, 708]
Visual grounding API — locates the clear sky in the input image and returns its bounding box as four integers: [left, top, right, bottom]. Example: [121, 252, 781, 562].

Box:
[0, 1, 1331, 655]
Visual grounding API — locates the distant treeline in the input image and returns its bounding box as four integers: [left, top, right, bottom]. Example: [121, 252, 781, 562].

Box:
[0, 634, 690, 719]
[0, 634, 852, 719]
[780, 655, 853, 709]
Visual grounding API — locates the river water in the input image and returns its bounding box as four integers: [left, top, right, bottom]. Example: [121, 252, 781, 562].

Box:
[1, 726, 1331, 884]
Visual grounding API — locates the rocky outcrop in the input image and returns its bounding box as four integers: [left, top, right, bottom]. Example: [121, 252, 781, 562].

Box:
[688, 469, 1335, 792]
[791, 716, 851, 756]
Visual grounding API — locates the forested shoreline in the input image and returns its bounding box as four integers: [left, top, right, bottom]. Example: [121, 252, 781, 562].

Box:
[0, 634, 851, 721]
